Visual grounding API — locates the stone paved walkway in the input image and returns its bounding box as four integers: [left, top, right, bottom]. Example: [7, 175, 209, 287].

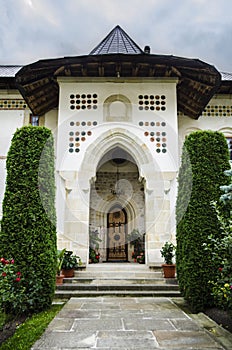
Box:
[31, 297, 232, 349]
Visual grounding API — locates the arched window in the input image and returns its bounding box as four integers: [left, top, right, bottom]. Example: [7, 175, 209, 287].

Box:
[30, 114, 39, 126]
[226, 137, 232, 160]
[103, 95, 132, 122]
[219, 128, 232, 161]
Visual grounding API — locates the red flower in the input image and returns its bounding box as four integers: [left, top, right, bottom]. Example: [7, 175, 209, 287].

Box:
[2, 272, 7, 277]
[16, 272, 21, 276]
[218, 267, 223, 272]
[11, 259, 14, 264]
[15, 277, 21, 282]
[0, 258, 5, 264]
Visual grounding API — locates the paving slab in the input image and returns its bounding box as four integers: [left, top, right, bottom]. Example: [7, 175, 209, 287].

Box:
[154, 330, 222, 348]
[31, 297, 232, 350]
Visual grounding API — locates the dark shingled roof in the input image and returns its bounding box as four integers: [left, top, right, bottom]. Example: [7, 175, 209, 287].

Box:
[221, 72, 232, 81]
[0, 65, 22, 77]
[89, 25, 144, 55]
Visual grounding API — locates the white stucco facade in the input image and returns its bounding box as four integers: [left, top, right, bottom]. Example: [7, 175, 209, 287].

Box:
[0, 64, 231, 266]
[53, 77, 179, 264]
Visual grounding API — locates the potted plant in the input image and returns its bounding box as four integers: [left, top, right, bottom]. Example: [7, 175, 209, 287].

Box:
[127, 229, 144, 262]
[89, 247, 100, 263]
[62, 250, 81, 277]
[56, 248, 66, 285]
[160, 242, 176, 278]
[89, 230, 102, 263]
[132, 251, 137, 262]
[136, 251, 145, 264]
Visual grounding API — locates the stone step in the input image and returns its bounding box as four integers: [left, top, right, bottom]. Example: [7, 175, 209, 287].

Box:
[82, 263, 153, 269]
[74, 272, 164, 279]
[74, 264, 164, 279]
[75, 265, 159, 270]
[57, 283, 179, 291]
[54, 290, 181, 299]
[55, 263, 180, 299]
[76, 263, 158, 272]
[66, 277, 177, 285]
[55, 290, 181, 298]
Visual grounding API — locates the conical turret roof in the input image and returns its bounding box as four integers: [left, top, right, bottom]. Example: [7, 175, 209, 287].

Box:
[89, 25, 144, 55]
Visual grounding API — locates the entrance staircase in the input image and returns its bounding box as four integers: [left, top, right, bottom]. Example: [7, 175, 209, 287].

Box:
[55, 263, 181, 298]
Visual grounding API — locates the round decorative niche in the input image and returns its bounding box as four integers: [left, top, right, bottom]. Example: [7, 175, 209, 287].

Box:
[0, 99, 27, 110]
[139, 120, 168, 154]
[202, 104, 232, 117]
[69, 93, 98, 110]
[138, 94, 166, 111]
[68, 120, 98, 155]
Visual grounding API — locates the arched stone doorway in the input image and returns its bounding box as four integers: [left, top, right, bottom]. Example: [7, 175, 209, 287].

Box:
[89, 147, 145, 263]
[59, 127, 175, 265]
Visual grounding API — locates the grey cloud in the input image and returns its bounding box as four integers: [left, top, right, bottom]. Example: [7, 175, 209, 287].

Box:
[0, 0, 231, 72]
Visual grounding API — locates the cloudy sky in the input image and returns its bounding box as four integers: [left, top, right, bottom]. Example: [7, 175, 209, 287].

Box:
[1, 0, 232, 72]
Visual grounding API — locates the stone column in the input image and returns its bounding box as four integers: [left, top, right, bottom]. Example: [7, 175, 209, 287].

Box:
[145, 171, 177, 264]
[57, 171, 90, 264]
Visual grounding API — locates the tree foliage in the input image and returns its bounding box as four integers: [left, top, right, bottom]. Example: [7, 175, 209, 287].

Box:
[0, 126, 57, 314]
[176, 130, 230, 312]
[206, 170, 232, 310]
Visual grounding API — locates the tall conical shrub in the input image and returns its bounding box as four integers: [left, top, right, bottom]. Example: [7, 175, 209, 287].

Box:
[176, 130, 230, 312]
[0, 126, 57, 313]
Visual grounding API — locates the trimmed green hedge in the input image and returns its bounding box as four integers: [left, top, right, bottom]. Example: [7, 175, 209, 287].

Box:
[0, 126, 57, 314]
[176, 130, 230, 312]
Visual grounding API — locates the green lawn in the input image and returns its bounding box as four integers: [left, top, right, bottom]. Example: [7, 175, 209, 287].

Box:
[0, 303, 64, 350]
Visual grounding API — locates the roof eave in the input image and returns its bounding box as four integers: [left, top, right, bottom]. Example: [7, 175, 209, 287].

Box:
[15, 53, 221, 119]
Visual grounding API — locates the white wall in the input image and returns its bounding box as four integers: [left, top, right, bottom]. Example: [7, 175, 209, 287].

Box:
[56, 77, 179, 173]
[0, 110, 24, 155]
[55, 77, 179, 263]
[0, 109, 24, 217]
[178, 95, 232, 143]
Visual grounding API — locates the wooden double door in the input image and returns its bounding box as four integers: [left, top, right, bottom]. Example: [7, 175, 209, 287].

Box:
[107, 207, 128, 261]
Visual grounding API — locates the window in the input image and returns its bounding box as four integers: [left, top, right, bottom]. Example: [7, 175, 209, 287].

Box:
[30, 114, 39, 126]
[226, 137, 232, 160]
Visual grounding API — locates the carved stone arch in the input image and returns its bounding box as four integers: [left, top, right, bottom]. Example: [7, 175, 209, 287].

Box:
[219, 127, 232, 160]
[184, 127, 201, 138]
[103, 94, 132, 122]
[79, 128, 154, 191]
[218, 127, 232, 137]
[95, 195, 138, 229]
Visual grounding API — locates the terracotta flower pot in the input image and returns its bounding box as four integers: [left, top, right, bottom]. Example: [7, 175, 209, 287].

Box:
[62, 268, 75, 278]
[162, 264, 176, 278]
[56, 274, 65, 285]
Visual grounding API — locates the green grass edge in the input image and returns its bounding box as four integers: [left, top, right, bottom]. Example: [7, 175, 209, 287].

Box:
[0, 303, 64, 350]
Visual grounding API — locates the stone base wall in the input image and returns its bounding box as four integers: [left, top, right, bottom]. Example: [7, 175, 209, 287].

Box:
[56, 168, 176, 265]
